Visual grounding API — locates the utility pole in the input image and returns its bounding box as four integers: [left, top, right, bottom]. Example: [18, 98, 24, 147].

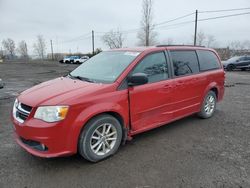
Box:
[194, 10, 198, 46]
[24, 42, 28, 60]
[24, 42, 28, 57]
[50, 40, 54, 60]
[92, 30, 95, 55]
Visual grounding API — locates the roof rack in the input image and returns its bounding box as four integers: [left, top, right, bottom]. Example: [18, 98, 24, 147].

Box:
[156, 44, 205, 48]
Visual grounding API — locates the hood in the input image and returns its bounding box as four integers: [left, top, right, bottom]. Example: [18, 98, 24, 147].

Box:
[18, 77, 113, 107]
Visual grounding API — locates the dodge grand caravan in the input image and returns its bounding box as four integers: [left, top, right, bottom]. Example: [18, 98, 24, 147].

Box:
[12, 45, 225, 162]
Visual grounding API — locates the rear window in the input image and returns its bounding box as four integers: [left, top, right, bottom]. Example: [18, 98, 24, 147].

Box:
[197, 50, 220, 71]
[170, 50, 199, 76]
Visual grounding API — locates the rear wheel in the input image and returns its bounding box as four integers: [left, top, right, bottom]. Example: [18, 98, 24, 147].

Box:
[78, 114, 122, 162]
[198, 91, 217, 119]
[227, 64, 235, 71]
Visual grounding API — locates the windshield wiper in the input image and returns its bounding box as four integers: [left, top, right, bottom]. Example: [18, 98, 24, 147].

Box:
[68, 73, 95, 83]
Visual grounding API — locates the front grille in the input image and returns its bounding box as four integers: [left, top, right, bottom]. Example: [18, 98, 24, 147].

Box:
[14, 101, 32, 123]
[20, 103, 32, 112]
[16, 110, 29, 121]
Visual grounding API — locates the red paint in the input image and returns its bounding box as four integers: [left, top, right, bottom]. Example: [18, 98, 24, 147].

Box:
[11, 46, 225, 157]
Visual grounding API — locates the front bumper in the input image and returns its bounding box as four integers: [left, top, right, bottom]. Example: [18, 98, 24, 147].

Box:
[12, 117, 75, 158]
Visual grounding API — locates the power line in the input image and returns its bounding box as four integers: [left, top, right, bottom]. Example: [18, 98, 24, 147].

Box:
[155, 12, 195, 26]
[55, 7, 250, 51]
[61, 32, 91, 43]
[95, 12, 195, 34]
[198, 11, 250, 22]
[155, 11, 250, 30]
[199, 7, 250, 13]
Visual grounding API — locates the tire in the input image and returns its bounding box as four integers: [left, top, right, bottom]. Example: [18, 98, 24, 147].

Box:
[241, 68, 246, 71]
[78, 114, 123, 162]
[65, 61, 69, 64]
[198, 91, 217, 119]
[227, 64, 235, 71]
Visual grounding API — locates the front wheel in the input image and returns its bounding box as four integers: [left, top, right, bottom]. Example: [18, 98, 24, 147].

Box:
[78, 114, 123, 162]
[198, 91, 217, 119]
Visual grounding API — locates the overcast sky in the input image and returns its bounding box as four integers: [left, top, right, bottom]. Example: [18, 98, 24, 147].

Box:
[0, 0, 250, 54]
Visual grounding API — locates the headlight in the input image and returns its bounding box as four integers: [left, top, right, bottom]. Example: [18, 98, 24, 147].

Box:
[13, 99, 18, 116]
[34, 106, 69, 123]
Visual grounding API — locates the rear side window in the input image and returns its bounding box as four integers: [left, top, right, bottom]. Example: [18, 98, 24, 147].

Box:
[131, 52, 169, 83]
[197, 50, 220, 71]
[170, 51, 199, 76]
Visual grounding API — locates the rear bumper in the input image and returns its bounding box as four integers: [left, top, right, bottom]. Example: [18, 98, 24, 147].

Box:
[12, 117, 76, 158]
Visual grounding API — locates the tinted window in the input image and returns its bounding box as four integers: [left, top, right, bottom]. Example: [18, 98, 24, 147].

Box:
[170, 51, 199, 76]
[131, 52, 169, 83]
[243, 56, 250, 61]
[197, 50, 220, 71]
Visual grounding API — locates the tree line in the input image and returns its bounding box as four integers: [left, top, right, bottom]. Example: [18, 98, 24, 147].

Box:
[1, 35, 46, 60]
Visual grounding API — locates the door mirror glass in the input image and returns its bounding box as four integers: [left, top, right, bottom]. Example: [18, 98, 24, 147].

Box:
[128, 73, 148, 86]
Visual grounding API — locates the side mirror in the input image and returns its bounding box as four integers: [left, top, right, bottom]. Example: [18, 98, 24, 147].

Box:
[128, 73, 148, 86]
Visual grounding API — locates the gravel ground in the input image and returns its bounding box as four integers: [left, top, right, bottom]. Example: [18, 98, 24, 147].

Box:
[0, 61, 249, 188]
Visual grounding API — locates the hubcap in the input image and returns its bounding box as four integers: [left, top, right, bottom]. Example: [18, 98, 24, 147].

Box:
[90, 123, 117, 156]
[204, 95, 215, 115]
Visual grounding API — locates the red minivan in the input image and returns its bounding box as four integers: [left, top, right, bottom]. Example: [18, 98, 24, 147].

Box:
[12, 45, 225, 162]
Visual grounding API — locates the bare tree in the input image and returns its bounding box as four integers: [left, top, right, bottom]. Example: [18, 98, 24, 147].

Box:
[196, 31, 206, 46]
[243, 40, 250, 49]
[166, 38, 174, 45]
[2, 38, 15, 59]
[228, 40, 250, 56]
[102, 30, 124, 49]
[206, 35, 215, 48]
[137, 0, 157, 46]
[17, 40, 29, 59]
[33, 35, 46, 59]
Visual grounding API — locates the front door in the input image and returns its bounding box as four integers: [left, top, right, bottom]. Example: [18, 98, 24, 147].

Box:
[129, 51, 175, 134]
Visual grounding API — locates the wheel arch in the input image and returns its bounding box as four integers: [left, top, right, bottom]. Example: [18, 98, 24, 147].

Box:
[202, 82, 220, 104]
[76, 111, 126, 153]
[210, 87, 218, 99]
[70, 104, 129, 153]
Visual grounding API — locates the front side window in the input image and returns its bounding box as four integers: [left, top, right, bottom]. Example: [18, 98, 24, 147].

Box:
[170, 51, 199, 76]
[70, 51, 140, 83]
[197, 50, 221, 71]
[131, 52, 169, 83]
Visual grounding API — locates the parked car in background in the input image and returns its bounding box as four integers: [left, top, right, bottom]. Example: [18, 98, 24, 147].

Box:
[63, 56, 80, 64]
[0, 78, 4, 89]
[74, 56, 89, 64]
[12, 45, 225, 162]
[223, 56, 250, 71]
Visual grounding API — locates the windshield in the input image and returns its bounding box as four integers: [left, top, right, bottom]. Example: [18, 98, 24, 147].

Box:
[70, 51, 140, 83]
